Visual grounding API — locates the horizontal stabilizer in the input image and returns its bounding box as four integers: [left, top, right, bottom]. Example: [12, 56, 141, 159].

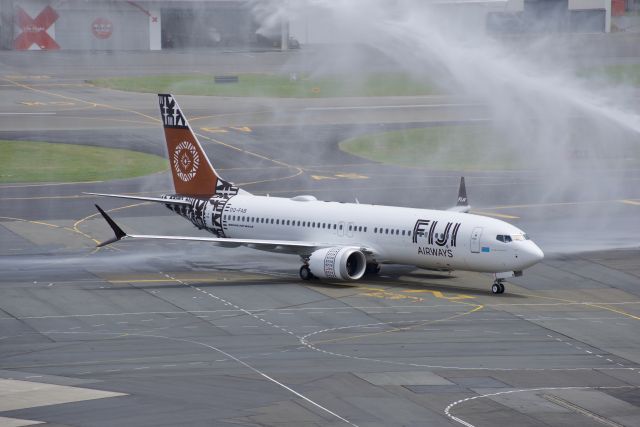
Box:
[85, 192, 192, 206]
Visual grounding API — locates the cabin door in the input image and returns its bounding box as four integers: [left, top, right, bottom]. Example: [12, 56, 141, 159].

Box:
[470, 227, 483, 253]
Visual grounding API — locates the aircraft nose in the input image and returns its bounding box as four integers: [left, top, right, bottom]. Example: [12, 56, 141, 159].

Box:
[521, 242, 544, 267]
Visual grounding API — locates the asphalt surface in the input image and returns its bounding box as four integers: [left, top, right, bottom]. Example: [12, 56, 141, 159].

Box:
[1, 50, 640, 427]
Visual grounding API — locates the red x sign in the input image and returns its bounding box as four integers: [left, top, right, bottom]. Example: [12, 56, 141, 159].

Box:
[14, 6, 60, 50]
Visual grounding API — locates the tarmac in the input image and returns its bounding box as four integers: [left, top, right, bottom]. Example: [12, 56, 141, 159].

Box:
[0, 49, 640, 426]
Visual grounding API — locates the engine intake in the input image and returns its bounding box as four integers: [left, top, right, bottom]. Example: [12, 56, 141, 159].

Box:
[309, 247, 367, 281]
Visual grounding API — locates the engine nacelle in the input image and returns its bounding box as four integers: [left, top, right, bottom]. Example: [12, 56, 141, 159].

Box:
[308, 247, 367, 281]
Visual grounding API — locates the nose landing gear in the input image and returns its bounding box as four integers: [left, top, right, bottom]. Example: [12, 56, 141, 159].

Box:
[491, 280, 505, 294]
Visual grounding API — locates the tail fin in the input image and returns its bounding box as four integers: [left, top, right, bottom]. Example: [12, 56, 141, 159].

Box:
[158, 94, 239, 199]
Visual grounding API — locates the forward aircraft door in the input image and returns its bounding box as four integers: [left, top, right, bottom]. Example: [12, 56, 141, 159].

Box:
[470, 227, 483, 253]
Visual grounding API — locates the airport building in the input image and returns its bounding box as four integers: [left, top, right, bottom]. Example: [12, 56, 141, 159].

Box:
[0, 0, 263, 50]
[0, 0, 636, 51]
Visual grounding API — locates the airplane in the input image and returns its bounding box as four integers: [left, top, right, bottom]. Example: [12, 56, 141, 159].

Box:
[90, 94, 544, 294]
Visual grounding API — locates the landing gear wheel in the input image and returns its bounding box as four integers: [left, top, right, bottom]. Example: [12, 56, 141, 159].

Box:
[365, 263, 381, 275]
[498, 283, 505, 294]
[299, 265, 312, 281]
[492, 282, 505, 294]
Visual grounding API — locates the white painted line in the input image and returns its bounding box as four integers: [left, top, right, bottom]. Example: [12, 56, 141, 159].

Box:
[445, 386, 635, 427]
[0, 112, 56, 115]
[304, 103, 482, 111]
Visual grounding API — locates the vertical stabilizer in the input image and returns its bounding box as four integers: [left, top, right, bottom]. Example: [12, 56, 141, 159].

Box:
[158, 94, 239, 199]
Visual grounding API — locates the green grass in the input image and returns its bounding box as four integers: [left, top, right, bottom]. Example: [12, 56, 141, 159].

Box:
[578, 63, 640, 86]
[89, 73, 440, 98]
[0, 140, 167, 183]
[339, 126, 525, 171]
[340, 125, 640, 171]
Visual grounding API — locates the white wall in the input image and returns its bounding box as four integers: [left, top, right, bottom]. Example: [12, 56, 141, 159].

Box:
[569, 0, 611, 32]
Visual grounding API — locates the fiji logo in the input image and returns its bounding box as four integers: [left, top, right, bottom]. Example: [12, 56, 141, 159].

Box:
[173, 141, 200, 182]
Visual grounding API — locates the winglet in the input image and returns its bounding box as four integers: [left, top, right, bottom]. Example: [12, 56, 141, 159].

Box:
[457, 177, 468, 207]
[95, 204, 127, 247]
[447, 177, 470, 213]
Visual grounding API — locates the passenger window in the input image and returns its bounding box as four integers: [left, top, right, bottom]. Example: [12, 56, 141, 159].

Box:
[364, 227, 367, 232]
[385, 229, 389, 234]
[286, 220, 290, 225]
[348, 225, 352, 231]
[297, 221, 301, 226]
[333, 224, 337, 229]
[339, 224, 343, 230]
[270, 218, 274, 224]
[401, 230, 405, 236]
[374, 227, 378, 233]
[276, 219, 280, 225]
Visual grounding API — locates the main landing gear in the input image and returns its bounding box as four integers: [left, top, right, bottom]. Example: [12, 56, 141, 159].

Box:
[365, 262, 381, 275]
[491, 280, 505, 294]
[299, 265, 314, 281]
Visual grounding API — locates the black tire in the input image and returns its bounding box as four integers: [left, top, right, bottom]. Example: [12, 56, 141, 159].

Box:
[365, 263, 380, 275]
[498, 283, 505, 294]
[299, 265, 312, 281]
[491, 283, 500, 294]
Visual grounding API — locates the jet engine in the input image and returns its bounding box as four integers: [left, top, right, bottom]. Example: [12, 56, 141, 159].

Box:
[308, 247, 367, 281]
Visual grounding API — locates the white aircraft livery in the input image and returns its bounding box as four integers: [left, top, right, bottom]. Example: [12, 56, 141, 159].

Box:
[91, 94, 544, 294]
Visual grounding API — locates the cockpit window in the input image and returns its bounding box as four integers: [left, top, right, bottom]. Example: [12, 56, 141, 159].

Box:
[496, 235, 512, 243]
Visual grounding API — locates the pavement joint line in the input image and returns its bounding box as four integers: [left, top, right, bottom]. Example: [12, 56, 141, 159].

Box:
[74, 327, 359, 425]
[444, 386, 638, 427]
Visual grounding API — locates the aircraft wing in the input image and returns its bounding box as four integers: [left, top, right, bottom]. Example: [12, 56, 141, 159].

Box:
[94, 205, 373, 256]
[85, 192, 192, 206]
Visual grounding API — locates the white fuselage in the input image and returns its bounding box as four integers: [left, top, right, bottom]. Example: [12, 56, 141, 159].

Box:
[179, 195, 543, 274]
